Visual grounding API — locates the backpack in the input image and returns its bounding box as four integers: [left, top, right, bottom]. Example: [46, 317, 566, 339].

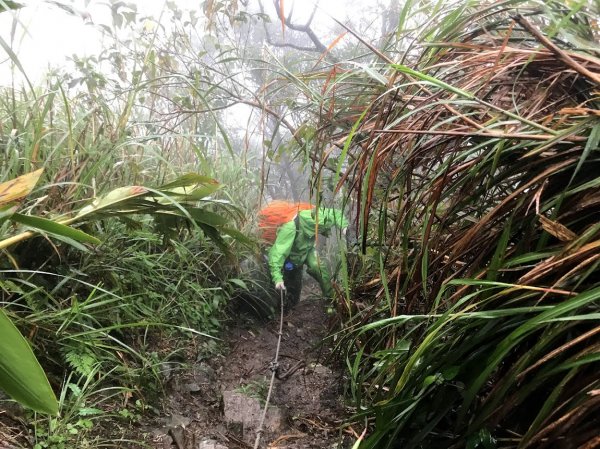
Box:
[257, 201, 313, 244]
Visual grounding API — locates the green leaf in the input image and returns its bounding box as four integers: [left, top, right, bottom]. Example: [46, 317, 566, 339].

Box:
[422, 374, 440, 388]
[361, 65, 389, 85]
[568, 123, 600, 186]
[11, 214, 101, 245]
[75, 186, 149, 219]
[48, 233, 90, 252]
[0, 309, 58, 414]
[198, 223, 228, 253]
[0, 204, 18, 226]
[154, 183, 221, 205]
[186, 208, 228, 227]
[159, 173, 219, 190]
[461, 286, 600, 417]
[220, 227, 253, 246]
[228, 278, 248, 290]
[441, 365, 460, 380]
[183, 183, 221, 200]
[78, 407, 103, 416]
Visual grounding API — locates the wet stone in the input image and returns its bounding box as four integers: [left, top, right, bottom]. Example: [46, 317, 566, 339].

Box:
[222, 390, 285, 438]
[192, 362, 217, 383]
[169, 426, 186, 448]
[183, 382, 202, 393]
[311, 364, 333, 377]
[197, 438, 229, 449]
[164, 413, 191, 428]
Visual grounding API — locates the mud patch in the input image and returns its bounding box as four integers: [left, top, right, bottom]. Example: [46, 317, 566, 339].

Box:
[150, 284, 351, 448]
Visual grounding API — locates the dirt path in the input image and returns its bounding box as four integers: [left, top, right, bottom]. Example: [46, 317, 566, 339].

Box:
[148, 283, 351, 449]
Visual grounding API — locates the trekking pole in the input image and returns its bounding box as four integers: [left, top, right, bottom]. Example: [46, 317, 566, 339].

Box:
[253, 288, 285, 449]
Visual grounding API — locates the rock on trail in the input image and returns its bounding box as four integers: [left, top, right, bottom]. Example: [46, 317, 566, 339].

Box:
[146, 284, 350, 449]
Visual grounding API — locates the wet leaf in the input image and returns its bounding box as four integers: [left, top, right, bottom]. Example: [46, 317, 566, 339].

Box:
[11, 214, 101, 245]
[0, 309, 58, 415]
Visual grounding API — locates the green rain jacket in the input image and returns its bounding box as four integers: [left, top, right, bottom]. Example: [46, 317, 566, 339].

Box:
[267, 207, 348, 285]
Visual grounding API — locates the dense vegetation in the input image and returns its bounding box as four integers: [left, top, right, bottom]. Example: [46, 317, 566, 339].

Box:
[0, 2, 258, 446]
[1, 0, 599, 448]
[311, 2, 600, 448]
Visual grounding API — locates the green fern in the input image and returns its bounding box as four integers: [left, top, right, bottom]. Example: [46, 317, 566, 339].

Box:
[64, 347, 98, 377]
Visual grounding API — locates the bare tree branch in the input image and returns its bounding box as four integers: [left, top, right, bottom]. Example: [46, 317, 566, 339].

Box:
[257, 0, 332, 57]
[265, 39, 326, 53]
[285, 0, 295, 23]
[306, 3, 318, 29]
[271, 0, 327, 53]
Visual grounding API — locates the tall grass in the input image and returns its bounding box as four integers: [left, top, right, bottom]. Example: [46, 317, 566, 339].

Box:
[299, 0, 600, 447]
[2, 0, 597, 447]
[0, 4, 259, 446]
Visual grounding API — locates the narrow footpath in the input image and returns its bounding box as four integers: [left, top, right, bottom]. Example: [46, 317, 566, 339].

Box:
[147, 282, 351, 449]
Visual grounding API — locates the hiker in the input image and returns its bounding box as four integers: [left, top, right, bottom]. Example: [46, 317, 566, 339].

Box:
[263, 204, 348, 308]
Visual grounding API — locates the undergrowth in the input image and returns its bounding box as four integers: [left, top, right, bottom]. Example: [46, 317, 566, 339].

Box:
[1, 215, 242, 447]
[0, 2, 264, 445]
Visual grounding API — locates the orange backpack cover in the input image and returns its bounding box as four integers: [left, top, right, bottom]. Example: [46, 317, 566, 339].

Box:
[257, 201, 313, 243]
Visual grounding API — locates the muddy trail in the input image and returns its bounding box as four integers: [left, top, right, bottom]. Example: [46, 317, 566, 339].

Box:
[147, 284, 352, 449]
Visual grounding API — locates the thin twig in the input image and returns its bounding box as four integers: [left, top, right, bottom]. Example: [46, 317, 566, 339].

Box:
[276, 359, 305, 380]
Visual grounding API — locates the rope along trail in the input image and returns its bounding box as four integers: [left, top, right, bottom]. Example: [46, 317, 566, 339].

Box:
[253, 289, 285, 449]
